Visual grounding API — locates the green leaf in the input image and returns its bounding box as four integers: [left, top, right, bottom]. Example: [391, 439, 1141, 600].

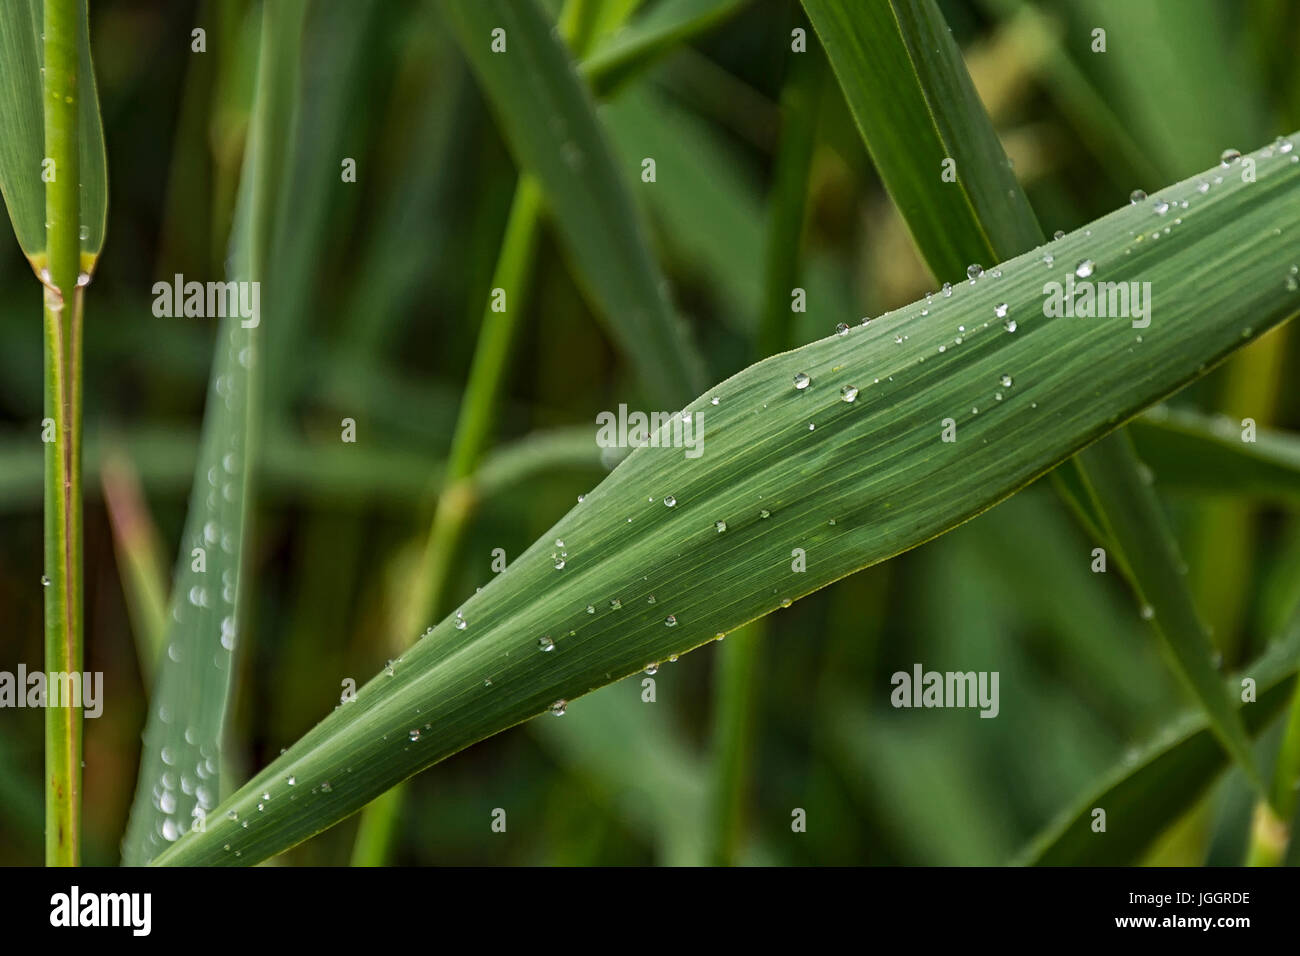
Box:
[531, 679, 709, 865]
[121, 0, 306, 864]
[444, 0, 706, 408]
[0, 0, 107, 268]
[581, 0, 749, 96]
[801, 0, 1042, 284]
[805, 0, 1263, 790]
[1019, 612, 1300, 866]
[153, 135, 1300, 865]
[1130, 407, 1300, 505]
[1074, 431, 1259, 783]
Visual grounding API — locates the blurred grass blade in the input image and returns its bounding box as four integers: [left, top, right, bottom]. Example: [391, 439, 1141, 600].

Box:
[101, 450, 169, 685]
[532, 680, 710, 865]
[154, 137, 1300, 865]
[351, 175, 546, 867]
[121, 0, 305, 864]
[801, 0, 1041, 283]
[804, 0, 1262, 789]
[581, 0, 749, 96]
[1020, 611, 1300, 866]
[445, 0, 706, 408]
[709, 43, 824, 864]
[1131, 407, 1300, 505]
[0, 0, 107, 269]
[1074, 432, 1259, 783]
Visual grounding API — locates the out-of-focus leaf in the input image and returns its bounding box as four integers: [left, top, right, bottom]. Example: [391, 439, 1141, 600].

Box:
[1019, 613, 1300, 866]
[445, 0, 706, 408]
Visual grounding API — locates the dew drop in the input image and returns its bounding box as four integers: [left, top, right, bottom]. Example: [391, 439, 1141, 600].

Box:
[1152, 200, 1169, 216]
[644, 663, 659, 675]
[999, 374, 1013, 388]
[664, 495, 676, 507]
[715, 520, 727, 533]
[840, 384, 859, 403]
[1129, 189, 1146, 203]
[1053, 230, 1065, 240]
[1075, 259, 1095, 278]
[537, 636, 554, 652]
[1220, 148, 1241, 165]
[941, 282, 952, 297]
[793, 372, 811, 390]
[610, 598, 622, 610]
[383, 660, 395, 677]
[994, 302, 1008, 319]
[835, 322, 850, 336]
[966, 263, 983, 281]
[759, 509, 771, 519]
[550, 699, 567, 716]
[1003, 319, 1018, 333]
[1140, 605, 1155, 621]
[287, 775, 296, 786]
[408, 729, 421, 742]
[664, 615, 677, 627]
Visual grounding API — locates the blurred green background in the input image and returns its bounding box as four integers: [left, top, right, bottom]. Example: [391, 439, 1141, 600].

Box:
[2, 0, 1300, 865]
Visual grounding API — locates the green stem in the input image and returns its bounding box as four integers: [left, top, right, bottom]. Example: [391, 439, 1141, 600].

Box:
[757, 41, 823, 359]
[350, 175, 544, 866]
[709, 35, 823, 866]
[42, 0, 83, 868]
[403, 176, 544, 636]
[708, 621, 763, 864]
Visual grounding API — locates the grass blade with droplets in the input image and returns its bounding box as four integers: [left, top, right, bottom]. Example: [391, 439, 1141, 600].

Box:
[151, 135, 1300, 865]
[119, 0, 305, 864]
[803, 0, 1263, 791]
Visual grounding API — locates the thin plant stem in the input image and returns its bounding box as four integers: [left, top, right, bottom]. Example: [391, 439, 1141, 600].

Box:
[42, 0, 84, 868]
[351, 175, 544, 866]
[709, 33, 823, 866]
